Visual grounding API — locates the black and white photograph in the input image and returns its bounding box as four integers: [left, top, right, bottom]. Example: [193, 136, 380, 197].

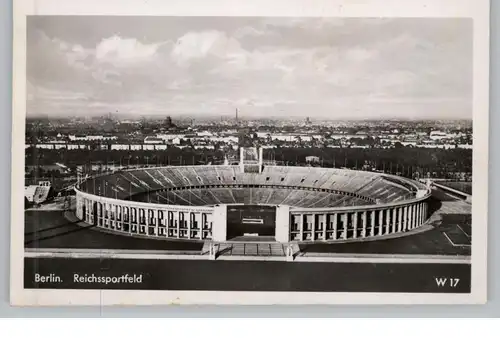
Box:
[11, 0, 489, 305]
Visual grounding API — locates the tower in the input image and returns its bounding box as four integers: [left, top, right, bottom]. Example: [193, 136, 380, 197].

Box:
[235, 108, 239, 123]
[239, 146, 263, 173]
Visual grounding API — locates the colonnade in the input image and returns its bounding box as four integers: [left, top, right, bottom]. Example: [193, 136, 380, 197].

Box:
[75, 192, 215, 240]
[75, 190, 429, 243]
[289, 201, 428, 242]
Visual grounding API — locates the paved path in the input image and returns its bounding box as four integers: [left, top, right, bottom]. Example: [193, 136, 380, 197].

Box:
[25, 247, 470, 264]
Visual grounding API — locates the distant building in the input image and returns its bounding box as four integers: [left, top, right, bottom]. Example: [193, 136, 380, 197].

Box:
[429, 131, 448, 140]
[68, 135, 117, 142]
[111, 144, 130, 151]
[305, 156, 320, 164]
[25, 181, 53, 205]
[197, 131, 213, 137]
[35, 144, 54, 149]
[144, 136, 164, 144]
[256, 131, 271, 138]
[165, 116, 174, 128]
[156, 134, 186, 141]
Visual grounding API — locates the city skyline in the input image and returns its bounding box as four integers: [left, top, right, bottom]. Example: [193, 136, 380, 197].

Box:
[27, 17, 472, 120]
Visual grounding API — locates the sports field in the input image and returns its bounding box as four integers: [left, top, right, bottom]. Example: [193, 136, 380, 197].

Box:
[226, 205, 276, 239]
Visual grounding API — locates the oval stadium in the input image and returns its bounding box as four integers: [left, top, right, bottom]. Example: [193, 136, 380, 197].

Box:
[74, 147, 432, 245]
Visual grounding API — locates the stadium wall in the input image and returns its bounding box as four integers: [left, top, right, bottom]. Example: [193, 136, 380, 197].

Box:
[287, 194, 429, 243]
[74, 167, 432, 244]
[75, 189, 215, 241]
[432, 181, 472, 202]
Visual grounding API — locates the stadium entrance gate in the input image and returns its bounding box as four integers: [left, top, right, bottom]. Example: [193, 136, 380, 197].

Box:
[226, 205, 276, 240]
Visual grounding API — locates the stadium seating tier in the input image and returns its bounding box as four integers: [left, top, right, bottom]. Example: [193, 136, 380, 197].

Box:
[80, 165, 419, 208]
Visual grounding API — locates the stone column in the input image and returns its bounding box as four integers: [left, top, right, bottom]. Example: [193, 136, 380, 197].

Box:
[311, 214, 317, 241]
[342, 213, 348, 240]
[119, 205, 123, 223]
[188, 212, 193, 239]
[322, 214, 327, 241]
[333, 213, 338, 240]
[90, 200, 95, 225]
[419, 203, 423, 226]
[100, 202, 106, 227]
[414, 204, 419, 229]
[378, 209, 384, 236]
[111, 203, 116, 227]
[352, 212, 358, 239]
[154, 209, 159, 236]
[139, 208, 144, 234]
[115, 205, 121, 230]
[410, 205, 415, 229]
[392, 208, 397, 233]
[406, 205, 413, 230]
[385, 208, 391, 234]
[126, 207, 131, 233]
[275, 205, 291, 242]
[109, 203, 114, 228]
[413, 204, 418, 229]
[362, 211, 367, 238]
[110, 203, 114, 227]
[107, 203, 112, 228]
[412, 204, 417, 229]
[212, 205, 227, 242]
[105, 203, 110, 227]
[397, 207, 403, 232]
[199, 213, 205, 240]
[129, 206, 134, 232]
[100, 202, 104, 227]
[403, 206, 408, 231]
[370, 210, 376, 237]
[89, 199, 93, 224]
[176, 211, 180, 238]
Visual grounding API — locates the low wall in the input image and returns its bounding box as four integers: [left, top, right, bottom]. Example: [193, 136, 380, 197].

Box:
[433, 182, 472, 202]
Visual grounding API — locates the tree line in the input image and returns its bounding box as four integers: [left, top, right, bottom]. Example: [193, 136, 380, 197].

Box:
[25, 146, 472, 180]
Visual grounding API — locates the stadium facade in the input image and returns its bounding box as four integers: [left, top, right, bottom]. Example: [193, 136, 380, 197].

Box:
[74, 148, 431, 244]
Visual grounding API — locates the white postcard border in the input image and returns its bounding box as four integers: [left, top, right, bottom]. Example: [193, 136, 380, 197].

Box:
[10, 0, 490, 306]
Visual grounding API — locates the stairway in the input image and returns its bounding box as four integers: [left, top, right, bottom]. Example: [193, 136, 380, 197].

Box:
[213, 242, 287, 258]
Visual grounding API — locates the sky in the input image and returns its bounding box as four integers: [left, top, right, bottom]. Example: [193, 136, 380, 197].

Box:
[26, 16, 473, 120]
